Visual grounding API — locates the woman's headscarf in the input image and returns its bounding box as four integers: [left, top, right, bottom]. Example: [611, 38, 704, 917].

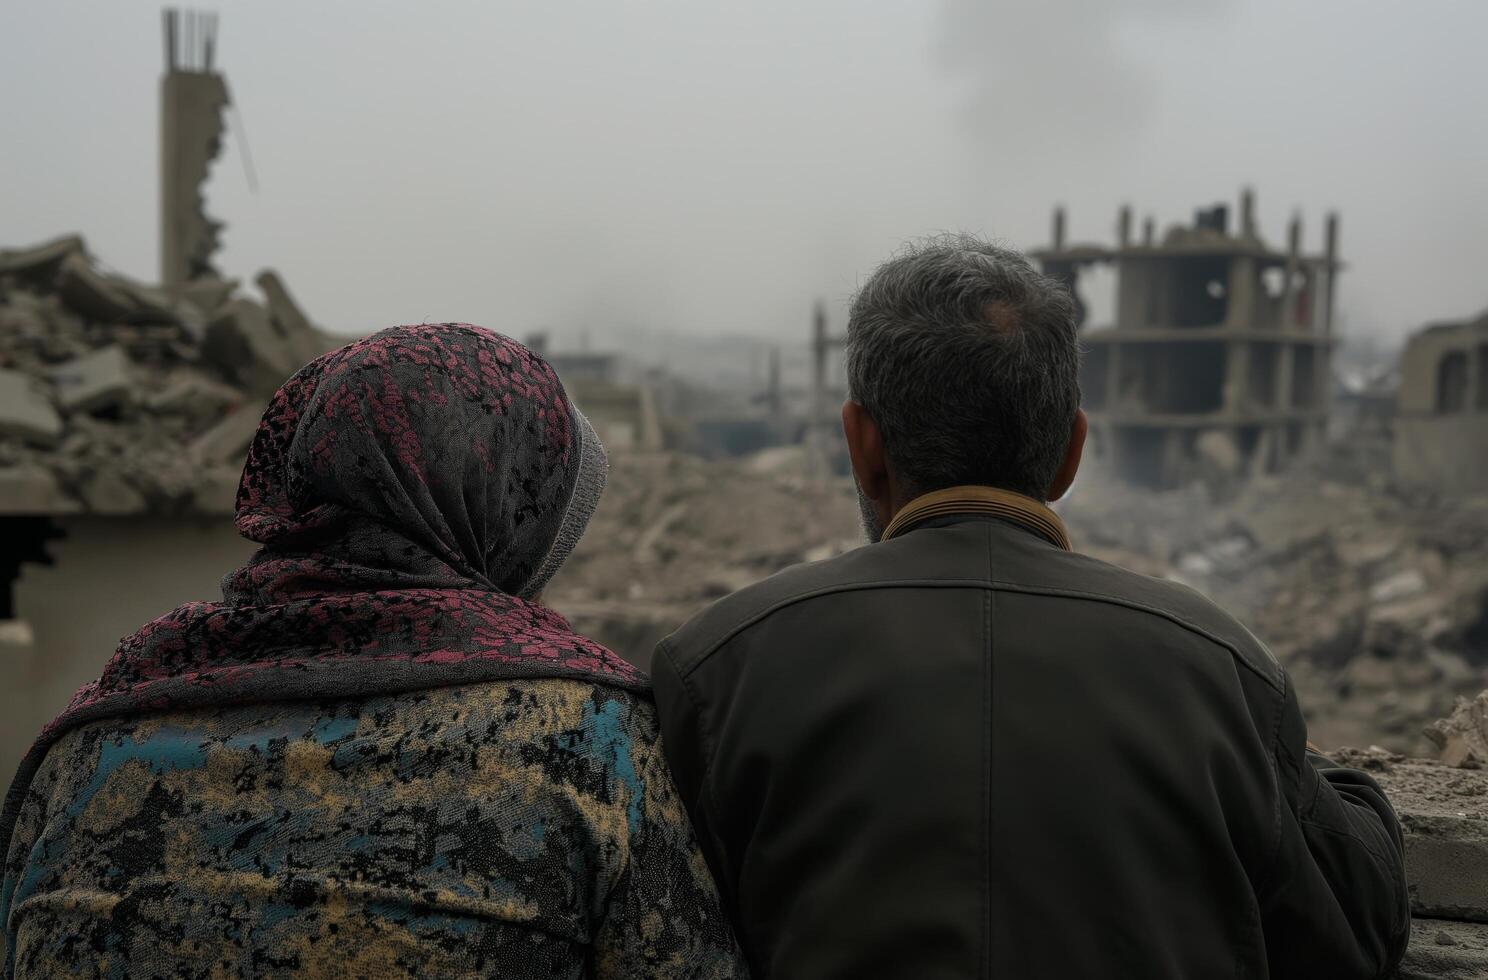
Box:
[1, 324, 643, 855]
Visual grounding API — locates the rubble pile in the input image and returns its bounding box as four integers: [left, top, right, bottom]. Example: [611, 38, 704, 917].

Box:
[0, 236, 336, 515]
[1062, 458, 1488, 753]
[545, 448, 862, 667]
[548, 444, 1486, 751]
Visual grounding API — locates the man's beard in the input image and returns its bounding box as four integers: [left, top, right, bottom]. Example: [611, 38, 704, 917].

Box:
[857, 486, 885, 544]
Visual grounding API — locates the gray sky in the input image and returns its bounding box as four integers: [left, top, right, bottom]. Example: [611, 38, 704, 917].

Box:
[4, 0, 1486, 345]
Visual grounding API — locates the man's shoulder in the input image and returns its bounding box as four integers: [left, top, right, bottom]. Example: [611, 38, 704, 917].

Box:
[1015, 545, 1285, 691]
[658, 537, 940, 677]
[657, 521, 1283, 693]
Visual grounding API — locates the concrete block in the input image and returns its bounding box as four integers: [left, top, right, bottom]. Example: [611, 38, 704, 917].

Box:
[1396, 918, 1488, 980]
[77, 469, 148, 516]
[256, 269, 339, 367]
[0, 466, 76, 514]
[190, 465, 242, 515]
[188, 406, 263, 465]
[50, 345, 133, 415]
[0, 235, 84, 281]
[201, 298, 303, 394]
[144, 372, 242, 418]
[1370, 759, 1488, 921]
[0, 368, 63, 444]
[176, 276, 239, 322]
[55, 252, 142, 322]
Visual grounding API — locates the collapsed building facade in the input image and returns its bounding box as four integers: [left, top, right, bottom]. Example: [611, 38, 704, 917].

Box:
[1035, 191, 1340, 488]
[0, 11, 338, 786]
[1395, 310, 1488, 494]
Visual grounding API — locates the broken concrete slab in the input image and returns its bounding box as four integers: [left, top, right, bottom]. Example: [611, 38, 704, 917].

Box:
[256, 269, 339, 367]
[190, 465, 243, 515]
[77, 469, 148, 516]
[201, 298, 307, 394]
[54, 252, 143, 323]
[188, 405, 263, 464]
[0, 369, 63, 445]
[49, 345, 132, 414]
[176, 276, 238, 323]
[0, 235, 85, 282]
[144, 371, 242, 418]
[0, 466, 76, 514]
[1352, 754, 1488, 921]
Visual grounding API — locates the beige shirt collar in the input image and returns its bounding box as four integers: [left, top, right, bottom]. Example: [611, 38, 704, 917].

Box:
[881, 485, 1072, 551]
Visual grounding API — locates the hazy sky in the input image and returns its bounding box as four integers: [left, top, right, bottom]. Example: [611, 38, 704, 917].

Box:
[4, 1, 1486, 346]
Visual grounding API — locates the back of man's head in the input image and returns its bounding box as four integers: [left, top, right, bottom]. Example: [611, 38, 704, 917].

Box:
[845, 235, 1082, 501]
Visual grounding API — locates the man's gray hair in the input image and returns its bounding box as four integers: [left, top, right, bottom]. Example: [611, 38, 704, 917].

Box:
[845, 234, 1081, 501]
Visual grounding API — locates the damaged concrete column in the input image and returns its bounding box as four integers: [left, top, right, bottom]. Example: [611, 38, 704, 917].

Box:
[1226, 255, 1258, 328]
[160, 8, 230, 288]
[1223, 340, 1250, 414]
[1281, 213, 1302, 330]
[1321, 212, 1339, 336]
[1274, 345, 1295, 410]
[1240, 187, 1256, 238]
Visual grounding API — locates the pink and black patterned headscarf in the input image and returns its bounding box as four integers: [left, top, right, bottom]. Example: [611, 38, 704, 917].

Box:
[2, 324, 642, 854]
[231, 322, 607, 602]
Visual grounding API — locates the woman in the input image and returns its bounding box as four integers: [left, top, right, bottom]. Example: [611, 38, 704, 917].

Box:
[0, 325, 747, 978]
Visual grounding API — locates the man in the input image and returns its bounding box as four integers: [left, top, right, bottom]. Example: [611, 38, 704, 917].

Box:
[652, 237, 1409, 979]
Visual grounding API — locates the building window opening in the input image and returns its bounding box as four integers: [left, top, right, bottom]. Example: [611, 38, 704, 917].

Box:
[1292, 346, 1317, 408]
[1478, 345, 1488, 410]
[1438, 351, 1469, 413]
[1171, 257, 1233, 327]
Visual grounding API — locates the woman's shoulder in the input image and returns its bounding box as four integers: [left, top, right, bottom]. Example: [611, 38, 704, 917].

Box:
[379, 677, 663, 758]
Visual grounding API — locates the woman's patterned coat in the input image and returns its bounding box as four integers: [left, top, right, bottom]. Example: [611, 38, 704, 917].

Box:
[3, 679, 745, 978]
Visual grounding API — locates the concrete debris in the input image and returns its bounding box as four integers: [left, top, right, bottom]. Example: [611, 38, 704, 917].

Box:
[50, 344, 132, 414]
[546, 451, 862, 670]
[1062, 452, 1488, 754]
[176, 276, 238, 324]
[0, 369, 64, 445]
[56, 252, 151, 324]
[78, 468, 149, 516]
[202, 293, 330, 396]
[0, 236, 339, 516]
[1374, 568, 1430, 605]
[0, 235, 85, 281]
[1426, 692, 1488, 768]
[0, 465, 74, 515]
[1398, 918, 1488, 980]
[1326, 751, 1488, 977]
[188, 406, 264, 464]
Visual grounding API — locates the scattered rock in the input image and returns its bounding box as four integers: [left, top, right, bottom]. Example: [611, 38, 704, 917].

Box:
[0, 235, 338, 515]
[1426, 693, 1488, 769]
[0, 369, 63, 444]
[50, 344, 132, 414]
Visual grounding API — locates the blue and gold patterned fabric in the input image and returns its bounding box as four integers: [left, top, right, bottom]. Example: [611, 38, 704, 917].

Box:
[1, 679, 746, 979]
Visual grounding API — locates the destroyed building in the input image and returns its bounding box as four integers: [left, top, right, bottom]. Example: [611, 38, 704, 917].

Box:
[0, 11, 339, 787]
[1394, 310, 1488, 494]
[1034, 190, 1340, 488]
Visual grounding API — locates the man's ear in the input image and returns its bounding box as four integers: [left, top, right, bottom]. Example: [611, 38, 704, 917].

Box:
[1047, 409, 1087, 502]
[841, 400, 889, 502]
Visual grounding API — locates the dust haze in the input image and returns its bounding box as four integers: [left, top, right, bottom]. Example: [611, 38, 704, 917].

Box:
[3, 0, 1486, 344]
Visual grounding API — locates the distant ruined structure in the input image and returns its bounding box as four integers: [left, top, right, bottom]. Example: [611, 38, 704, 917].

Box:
[160, 8, 230, 288]
[1035, 190, 1340, 488]
[1394, 310, 1488, 493]
[0, 9, 336, 788]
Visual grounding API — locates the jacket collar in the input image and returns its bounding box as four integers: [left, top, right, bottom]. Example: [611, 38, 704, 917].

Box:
[881, 485, 1072, 551]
